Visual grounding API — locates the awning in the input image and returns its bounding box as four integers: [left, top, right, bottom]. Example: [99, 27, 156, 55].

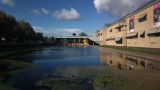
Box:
[106, 37, 116, 40]
[139, 31, 145, 36]
[126, 32, 138, 38]
[111, 36, 116, 40]
[106, 37, 110, 40]
[138, 13, 147, 20]
[115, 37, 122, 41]
[157, 27, 160, 32]
[99, 33, 102, 36]
[146, 27, 160, 35]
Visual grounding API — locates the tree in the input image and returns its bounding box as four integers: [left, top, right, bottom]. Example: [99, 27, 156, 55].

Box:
[79, 32, 87, 36]
[36, 32, 43, 42]
[0, 11, 7, 41]
[72, 33, 76, 36]
[0, 11, 44, 44]
[47, 37, 55, 43]
[16, 20, 35, 42]
[0, 11, 18, 42]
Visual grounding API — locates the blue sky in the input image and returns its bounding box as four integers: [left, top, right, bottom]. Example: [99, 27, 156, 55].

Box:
[0, 0, 150, 36]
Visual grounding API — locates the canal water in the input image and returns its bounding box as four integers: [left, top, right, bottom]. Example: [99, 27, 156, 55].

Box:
[1, 46, 160, 90]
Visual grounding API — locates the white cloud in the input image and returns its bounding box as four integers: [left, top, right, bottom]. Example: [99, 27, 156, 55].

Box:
[32, 26, 45, 32]
[93, 0, 150, 18]
[32, 26, 55, 36]
[32, 8, 50, 15]
[53, 8, 81, 21]
[32, 26, 83, 36]
[1, 0, 15, 7]
[54, 28, 83, 36]
[93, 0, 110, 13]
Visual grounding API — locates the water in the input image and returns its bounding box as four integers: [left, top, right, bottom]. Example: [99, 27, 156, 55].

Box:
[1, 46, 160, 90]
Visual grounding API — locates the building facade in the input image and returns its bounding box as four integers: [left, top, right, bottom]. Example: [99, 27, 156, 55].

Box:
[99, 0, 160, 48]
[104, 20, 127, 46]
[126, 0, 160, 48]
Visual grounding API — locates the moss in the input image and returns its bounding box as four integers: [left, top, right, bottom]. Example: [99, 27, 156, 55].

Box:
[94, 75, 120, 87]
[37, 66, 128, 90]
[36, 78, 94, 90]
[0, 60, 34, 90]
[0, 60, 34, 74]
[0, 85, 18, 90]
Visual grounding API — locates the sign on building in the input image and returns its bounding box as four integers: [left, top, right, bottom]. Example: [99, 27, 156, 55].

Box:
[129, 16, 134, 32]
[154, 2, 160, 27]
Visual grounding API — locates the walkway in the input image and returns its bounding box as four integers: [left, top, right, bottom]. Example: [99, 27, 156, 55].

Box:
[99, 47, 160, 61]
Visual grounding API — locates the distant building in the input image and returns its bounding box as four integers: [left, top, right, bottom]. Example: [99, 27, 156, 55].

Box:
[104, 20, 127, 46]
[94, 30, 101, 37]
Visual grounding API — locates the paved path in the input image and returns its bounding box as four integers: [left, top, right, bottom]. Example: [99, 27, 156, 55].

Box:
[99, 47, 160, 61]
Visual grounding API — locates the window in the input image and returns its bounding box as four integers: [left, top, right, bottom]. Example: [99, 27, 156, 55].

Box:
[148, 33, 160, 37]
[139, 31, 145, 38]
[99, 33, 102, 36]
[116, 40, 122, 44]
[140, 33, 145, 38]
[138, 14, 147, 22]
[115, 37, 122, 44]
[110, 29, 112, 32]
[147, 27, 160, 37]
[117, 27, 122, 32]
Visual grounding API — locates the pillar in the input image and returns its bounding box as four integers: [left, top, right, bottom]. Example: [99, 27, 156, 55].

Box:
[79, 38, 81, 43]
[74, 38, 75, 43]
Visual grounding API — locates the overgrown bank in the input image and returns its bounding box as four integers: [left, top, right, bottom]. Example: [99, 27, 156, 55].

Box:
[98, 45, 160, 56]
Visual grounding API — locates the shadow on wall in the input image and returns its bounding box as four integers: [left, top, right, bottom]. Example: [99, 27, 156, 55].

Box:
[88, 39, 100, 45]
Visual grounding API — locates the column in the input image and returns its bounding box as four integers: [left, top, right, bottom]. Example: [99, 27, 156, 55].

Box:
[79, 39, 80, 43]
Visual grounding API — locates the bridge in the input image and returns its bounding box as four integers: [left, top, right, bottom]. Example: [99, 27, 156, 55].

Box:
[55, 36, 100, 45]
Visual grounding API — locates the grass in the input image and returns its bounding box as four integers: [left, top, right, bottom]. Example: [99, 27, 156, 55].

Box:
[98, 45, 160, 56]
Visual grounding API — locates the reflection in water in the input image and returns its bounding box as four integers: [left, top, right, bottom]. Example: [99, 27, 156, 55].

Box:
[100, 51, 160, 70]
[99, 48, 160, 90]
[1, 46, 160, 90]
[36, 66, 127, 90]
[0, 59, 34, 90]
[1, 46, 104, 90]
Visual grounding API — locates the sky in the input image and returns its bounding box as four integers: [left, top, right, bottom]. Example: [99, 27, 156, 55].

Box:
[0, 0, 151, 37]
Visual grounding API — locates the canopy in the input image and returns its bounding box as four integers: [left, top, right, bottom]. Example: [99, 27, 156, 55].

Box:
[146, 27, 160, 35]
[126, 32, 138, 38]
[115, 37, 122, 41]
[138, 13, 147, 20]
[139, 31, 145, 36]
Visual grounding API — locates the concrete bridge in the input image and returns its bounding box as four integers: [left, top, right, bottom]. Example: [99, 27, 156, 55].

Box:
[55, 36, 100, 45]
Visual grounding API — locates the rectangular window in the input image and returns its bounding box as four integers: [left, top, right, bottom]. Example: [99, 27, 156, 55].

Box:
[117, 27, 121, 32]
[140, 32, 145, 38]
[154, 2, 160, 27]
[110, 29, 112, 32]
[129, 16, 134, 32]
[138, 14, 147, 22]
